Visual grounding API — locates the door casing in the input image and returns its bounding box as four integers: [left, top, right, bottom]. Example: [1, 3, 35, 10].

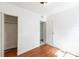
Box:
[1, 12, 18, 57]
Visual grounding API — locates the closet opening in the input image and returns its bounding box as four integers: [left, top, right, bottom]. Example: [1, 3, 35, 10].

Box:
[40, 21, 46, 45]
[4, 14, 18, 57]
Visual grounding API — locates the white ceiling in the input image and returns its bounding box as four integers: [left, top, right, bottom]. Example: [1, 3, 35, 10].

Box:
[8, 2, 79, 16]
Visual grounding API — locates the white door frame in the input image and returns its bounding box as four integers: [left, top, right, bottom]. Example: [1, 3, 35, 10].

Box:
[1, 13, 18, 57]
[1, 12, 4, 57]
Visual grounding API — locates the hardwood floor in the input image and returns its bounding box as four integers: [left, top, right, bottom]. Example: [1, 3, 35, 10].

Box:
[5, 44, 58, 57]
[5, 48, 17, 57]
[19, 44, 58, 57]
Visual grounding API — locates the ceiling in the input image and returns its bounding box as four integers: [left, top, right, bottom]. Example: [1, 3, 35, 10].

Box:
[8, 2, 79, 16]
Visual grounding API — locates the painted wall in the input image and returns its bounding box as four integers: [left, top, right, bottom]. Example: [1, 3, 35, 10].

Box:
[4, 15, 17, 50]
[0, 3, 41, 55]
[0, 13, 2, 56]
[46, 6, 79, 56]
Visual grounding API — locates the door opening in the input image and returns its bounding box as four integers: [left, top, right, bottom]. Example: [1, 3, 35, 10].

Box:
[40, 21, 46, 45]
[4, 14, 18, 57]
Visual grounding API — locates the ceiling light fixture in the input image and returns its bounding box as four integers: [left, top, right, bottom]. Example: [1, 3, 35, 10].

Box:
[40, 2, 48, 5]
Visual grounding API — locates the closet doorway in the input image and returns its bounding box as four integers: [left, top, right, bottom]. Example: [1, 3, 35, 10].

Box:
[4, 14, 18, 57]
[40, 21, 46, 45]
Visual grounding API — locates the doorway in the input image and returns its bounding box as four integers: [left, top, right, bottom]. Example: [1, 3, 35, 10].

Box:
[4, 14, 18, 57]
[40, 21, 46, 45]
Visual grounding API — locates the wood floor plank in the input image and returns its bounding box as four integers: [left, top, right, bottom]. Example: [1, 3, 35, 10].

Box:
[19, 44, 58, 57]
[5, 44, 58, 57]
[5, 48, 17, 57]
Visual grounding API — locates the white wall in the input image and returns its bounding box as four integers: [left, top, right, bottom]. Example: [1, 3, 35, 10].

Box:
[0, 3, 41, 55]
[0, 13, 2, 56]
[46, 6, 79, 56]
[5, 23, 17, 50]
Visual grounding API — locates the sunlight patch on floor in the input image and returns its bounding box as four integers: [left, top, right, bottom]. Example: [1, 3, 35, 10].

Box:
[55, 50, 75, 57]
